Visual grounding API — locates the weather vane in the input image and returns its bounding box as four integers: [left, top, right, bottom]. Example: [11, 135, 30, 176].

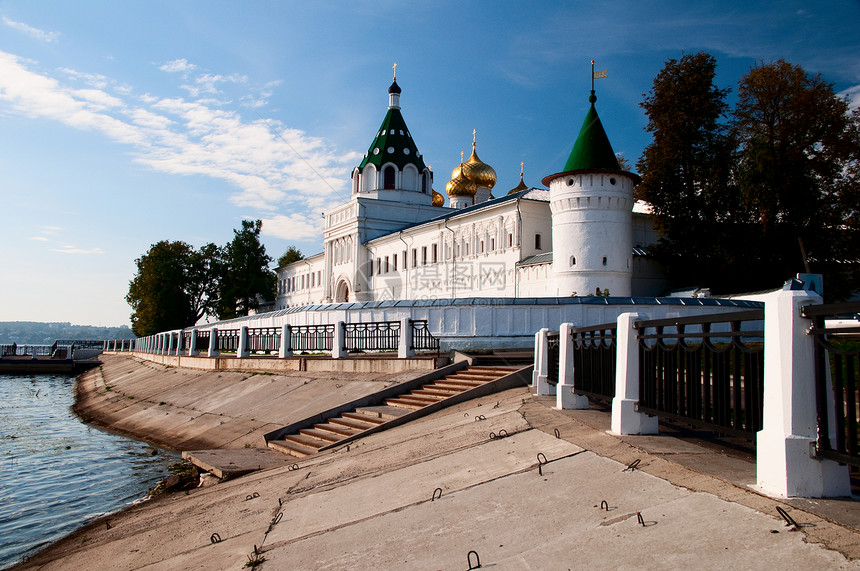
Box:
[591, 59, 607, 92]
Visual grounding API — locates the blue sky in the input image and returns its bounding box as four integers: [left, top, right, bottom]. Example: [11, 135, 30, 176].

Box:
[0, 1, 858, 327]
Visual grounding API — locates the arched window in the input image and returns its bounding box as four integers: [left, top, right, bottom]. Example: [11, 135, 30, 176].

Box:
[383, 166, 396, 189]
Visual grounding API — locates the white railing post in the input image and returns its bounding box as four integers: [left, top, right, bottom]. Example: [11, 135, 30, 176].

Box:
[611, 312, 658, 435]
[279, 324, 292, 358]
[399, 317, 414, 359]
[756, 290, 850, 497]
[189, 330, 198, 356]
[238, 326, 250, 358]
[174, 332, 182, 356]
[532, 328, 553, 396]
[166, 332, 175, 356]
[208, 328, 219, 358]
[557, 323, 588, 409]
[332, 321, 347, 359]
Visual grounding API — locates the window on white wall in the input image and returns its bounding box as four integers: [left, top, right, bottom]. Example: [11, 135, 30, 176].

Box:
[535, 234, 542, 250]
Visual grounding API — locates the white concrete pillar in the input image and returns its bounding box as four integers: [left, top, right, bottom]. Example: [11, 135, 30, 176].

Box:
[557, 323, 589, 410]
[756, 290, 851, 498]
[167, 332, 174, 356]
[399, 317, 414, 359]
[238, 326, 250, 358]
[189, 330, 198, 356]
[611, 312, 658, 435]
[332, 321, 347, 359]
[208, 328, 219, 358]
[279, 324, 293, 358]
[533, 328, 554, 396]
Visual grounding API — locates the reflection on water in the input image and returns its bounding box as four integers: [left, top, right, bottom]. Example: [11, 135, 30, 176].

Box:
[0, 374, 178, 569]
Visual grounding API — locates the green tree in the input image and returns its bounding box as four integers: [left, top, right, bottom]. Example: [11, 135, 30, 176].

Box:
[278, 245, 304, 268]
[636, 52, 744, 291]
[217, 220, 276, 319]
[126, 241, 220, 336]
[733, 59, 860, 298]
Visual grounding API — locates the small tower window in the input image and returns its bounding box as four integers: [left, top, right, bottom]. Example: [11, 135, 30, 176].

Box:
[570, 256, 576, 266]
[383, 166, 395, 189]
[602, 256, 608, 266]
[535, 234, 542, 250]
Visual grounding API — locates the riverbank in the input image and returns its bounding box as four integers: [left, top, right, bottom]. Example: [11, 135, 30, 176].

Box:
[18, 354, 860, 569]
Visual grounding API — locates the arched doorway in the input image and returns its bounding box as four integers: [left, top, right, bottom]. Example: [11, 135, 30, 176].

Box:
[335, 280, 350, 302]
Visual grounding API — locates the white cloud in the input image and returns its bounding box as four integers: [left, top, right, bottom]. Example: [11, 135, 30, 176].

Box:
[261, 213, 324, 241]
[0, 50, 354, 213]
[28, 236, 49, 242]
[3, 17, 59, 43]
[159, 58, 197, 73]
[51, 245, 106, 255]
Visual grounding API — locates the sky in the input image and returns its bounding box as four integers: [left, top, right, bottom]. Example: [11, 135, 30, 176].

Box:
[0, 1, 858, 327]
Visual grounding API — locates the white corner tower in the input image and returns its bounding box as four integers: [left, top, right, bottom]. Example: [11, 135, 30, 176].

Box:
[542, 85, 640, 297]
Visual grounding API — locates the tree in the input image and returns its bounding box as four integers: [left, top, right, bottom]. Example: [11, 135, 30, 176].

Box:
[733, 59, 860, 298]
[217, 220, 276, 319]
[278, 245, 304, 268]
[126, 241, 220, 336]
[636, 52, 744, 291]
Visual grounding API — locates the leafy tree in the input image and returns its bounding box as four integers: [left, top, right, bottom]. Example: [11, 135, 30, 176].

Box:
[278, 245, 304, 268]
[217, 220, 276, 319]
[636, 52, 744, 291]
[126, 241, 220, 336]
[733, 59, 860, 298]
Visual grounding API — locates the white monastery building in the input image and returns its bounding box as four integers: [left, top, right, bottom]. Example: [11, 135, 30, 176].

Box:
[276, 74, 665, 309]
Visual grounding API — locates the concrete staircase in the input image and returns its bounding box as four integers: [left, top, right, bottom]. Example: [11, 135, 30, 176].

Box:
[267, 365, 519, 458]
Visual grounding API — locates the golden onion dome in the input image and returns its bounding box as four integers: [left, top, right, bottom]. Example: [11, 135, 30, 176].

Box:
[445, 167, 477, 197]
[508, 172, 529, 195]
[461, 142, 497, 189]
[432, 188, 445, 207]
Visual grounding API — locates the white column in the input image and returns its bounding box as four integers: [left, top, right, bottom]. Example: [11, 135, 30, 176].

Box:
[756, 290, 850, 498]
[167, 332, 174, 356]
[238, 326, 250, 358]
[279, 324, 293, 358]
[174, 332, 182, 356]
[557, 323, 588, 409]
[611, 312, 658, 435]
[208, 328, 219, 358]
[532, 328, 553, 396]
[189, 330, 198, 356]
[399, 317, 414, 359]
[332, 321, 347, 359]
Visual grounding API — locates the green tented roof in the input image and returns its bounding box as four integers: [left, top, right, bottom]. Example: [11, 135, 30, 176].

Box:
[562, 93, 621, 172]
[357, 86, 427, 172]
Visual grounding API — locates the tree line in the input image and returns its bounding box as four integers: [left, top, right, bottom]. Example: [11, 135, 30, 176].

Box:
[126, 220, 280, 337]
[637, 53, 859, 301]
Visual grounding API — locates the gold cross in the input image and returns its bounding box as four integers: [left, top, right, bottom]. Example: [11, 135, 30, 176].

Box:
[393, 62, 397, 80]
[472, 129, 476, 144]
[520, 161, 524, 175]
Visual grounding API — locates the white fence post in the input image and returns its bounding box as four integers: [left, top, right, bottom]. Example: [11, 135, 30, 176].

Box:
[279, 324, 292, 358]
[611, 312, 658, 435]
[238, 326, 250, 358]
[557, 322, 588, 409]
[399, 317, 414, 359]
[332, 321, 347, 359]
[208, 328, 219, 358]
[189, 330, 198, 356]
[532, 328, 553, 396]
[756, 290, 850, 497]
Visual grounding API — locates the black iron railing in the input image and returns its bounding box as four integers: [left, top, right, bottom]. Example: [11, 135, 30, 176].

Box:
[196, 329, 210, 351]
[1, 343, 16, 356]
[344, 321, 400, 352]
[636, 309, 765, 439]
[803, 302, 860, 467]
[248, 327, 281, 354]
[573, 322, 617, 400]
[410, 320, 440, 354]
[546, 332, 560, 386]
[216, 329, 240, 353]
[291, 324, 334, 353]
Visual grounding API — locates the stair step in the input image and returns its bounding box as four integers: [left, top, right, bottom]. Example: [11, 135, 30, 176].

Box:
[405, 392, 444, 403]
[354, 406, 411, 420]
[384, 397, 426, 410]
[313, 422, 362, 437]
[411, 388, 458, 398]
[299, 427, 343, 443]
[447, 373, 499, 382]
[283, 433, 325, 450]
[328, 416, 378, 431]
[341, 411, 385, 425]
[268, 439, 316, 458]
[434, 380, 482, 390]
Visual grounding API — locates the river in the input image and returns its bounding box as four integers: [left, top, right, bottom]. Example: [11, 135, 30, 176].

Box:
[0, 373, 178, 570]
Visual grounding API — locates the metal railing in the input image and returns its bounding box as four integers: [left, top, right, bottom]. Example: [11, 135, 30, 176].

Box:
[410, 320, 440, 354]
[636, 309, 765, 439]
[546, 332, 560, 385]
[216, 329, 240, 353]
[803, 302, 860, 467]
[344, 321, 400, 352]
[248, 327, 281, 354]
[573, 322, 617, 400]
[291, 324, 334, 353]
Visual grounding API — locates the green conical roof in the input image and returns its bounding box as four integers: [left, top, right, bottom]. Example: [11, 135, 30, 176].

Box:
[562, 92, 620, 172]
[357, 82, 427, 172]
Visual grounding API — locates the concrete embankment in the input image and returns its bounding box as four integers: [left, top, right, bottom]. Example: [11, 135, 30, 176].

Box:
[19, 354, 860, 569]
